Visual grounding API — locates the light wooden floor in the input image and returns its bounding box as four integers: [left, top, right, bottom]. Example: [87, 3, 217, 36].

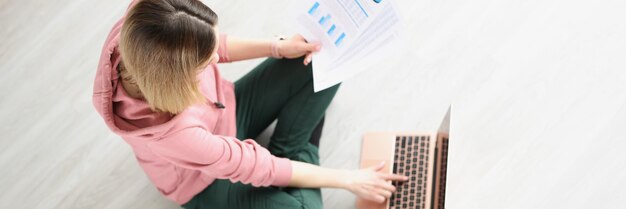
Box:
[2, 0, 626, 208]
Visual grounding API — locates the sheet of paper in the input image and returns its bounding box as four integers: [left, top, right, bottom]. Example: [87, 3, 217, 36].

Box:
[293, 0, 400, 92]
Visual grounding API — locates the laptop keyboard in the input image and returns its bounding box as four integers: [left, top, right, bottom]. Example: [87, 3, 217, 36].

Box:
[437, 137, 449, 209]
[390, 136, 430, 209]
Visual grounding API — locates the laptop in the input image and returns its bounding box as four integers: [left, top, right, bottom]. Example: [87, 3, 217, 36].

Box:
[356, 107, 451, 209]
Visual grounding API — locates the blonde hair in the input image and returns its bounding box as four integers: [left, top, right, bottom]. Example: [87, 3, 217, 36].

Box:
[119, 0, 219, 114]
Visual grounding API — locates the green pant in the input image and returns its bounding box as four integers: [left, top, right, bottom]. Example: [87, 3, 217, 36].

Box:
[181, 57, 340, 209]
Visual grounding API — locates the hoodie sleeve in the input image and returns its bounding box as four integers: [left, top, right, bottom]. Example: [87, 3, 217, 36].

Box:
[146, 127, 292, 187]
[217, 34, 231, 63]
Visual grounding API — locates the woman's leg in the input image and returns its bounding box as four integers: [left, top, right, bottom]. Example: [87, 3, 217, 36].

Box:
[184, 57, 339, 209]
[182, 179, 305, 209]
[235, 57, 340, 161]
[235, 57, 339, 209]
[183, 58, 339, 209]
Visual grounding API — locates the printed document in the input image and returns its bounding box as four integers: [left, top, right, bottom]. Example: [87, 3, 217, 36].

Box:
[293, 0, 400, 92]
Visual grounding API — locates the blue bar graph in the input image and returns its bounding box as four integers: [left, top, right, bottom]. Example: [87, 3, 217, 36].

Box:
[327, 25, 336, 35]
[318, 14, 331, 25]
[308, 2, 320, 15]
[335, 33, 346, 46]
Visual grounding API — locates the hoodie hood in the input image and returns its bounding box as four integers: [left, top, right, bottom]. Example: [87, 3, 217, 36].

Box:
[92, 1, 181, 139]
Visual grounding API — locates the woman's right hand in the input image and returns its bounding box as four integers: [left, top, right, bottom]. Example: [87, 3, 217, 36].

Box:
[343, 162, 409, 203]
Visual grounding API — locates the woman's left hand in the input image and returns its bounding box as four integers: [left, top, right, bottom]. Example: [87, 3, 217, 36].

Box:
[277, 34, 321, 65]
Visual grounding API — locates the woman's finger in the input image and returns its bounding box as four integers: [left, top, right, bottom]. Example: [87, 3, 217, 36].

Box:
[374, 179, 396, 192]
[370, 194, 386, 203]
[304, 53, 313, 65]
[361, 183, 389, 203]
[375, 187, 393, 198]
[363, 192, 384, 203]
[291, 33, 320, 53]
[381, 173, 410, 182]
[311, 44, 321, 52]
[298, 42, 321, 53]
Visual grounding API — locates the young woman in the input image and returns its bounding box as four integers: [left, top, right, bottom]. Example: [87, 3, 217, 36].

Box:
[92, 0, 407, 208]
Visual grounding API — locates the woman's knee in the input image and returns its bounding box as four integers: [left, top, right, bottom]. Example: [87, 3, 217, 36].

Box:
[266, 57, 313, 83]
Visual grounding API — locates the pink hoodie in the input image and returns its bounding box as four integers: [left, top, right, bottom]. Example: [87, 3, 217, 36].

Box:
[92, 1, 292, 205]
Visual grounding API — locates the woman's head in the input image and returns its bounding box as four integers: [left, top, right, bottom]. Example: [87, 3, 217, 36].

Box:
[120, 0, 219, 114]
